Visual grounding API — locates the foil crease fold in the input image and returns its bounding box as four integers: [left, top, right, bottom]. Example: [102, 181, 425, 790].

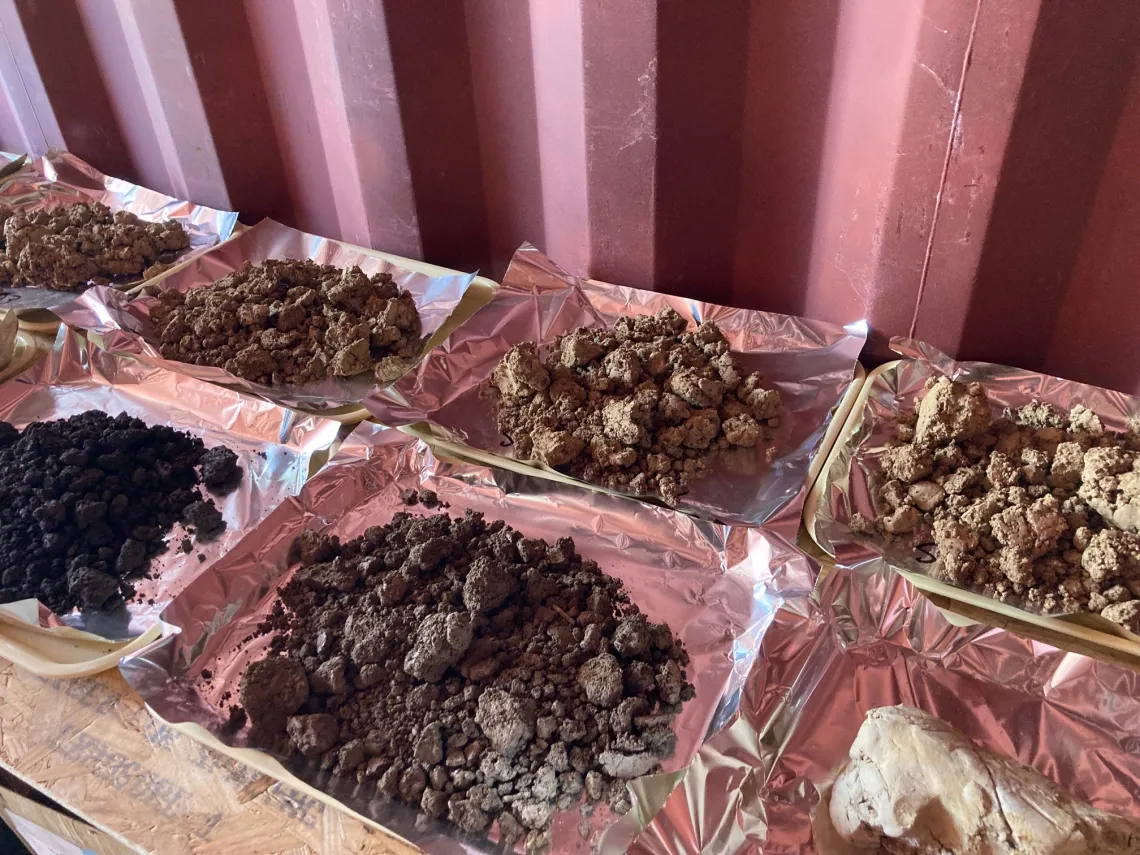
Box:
[630, 561, 1140, 854]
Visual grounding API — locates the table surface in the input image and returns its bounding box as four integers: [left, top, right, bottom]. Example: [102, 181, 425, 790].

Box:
[0, 661, 416, 854]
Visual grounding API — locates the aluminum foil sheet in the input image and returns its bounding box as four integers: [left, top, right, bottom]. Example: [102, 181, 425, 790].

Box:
[811, 337, 1140, 621]
[119, 423, 807, 853]
[628, 560, 1140, 854]
[0, 327, 341, 641]
[0, 150, 239, 310]
[366, 244, 866, 528]
[55, 218, 477, 411]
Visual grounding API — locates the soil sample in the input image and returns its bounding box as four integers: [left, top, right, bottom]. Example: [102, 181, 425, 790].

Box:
[853, 376, 1140, 632]
[0, 411, 242, 614]
[828, 706, 1140, 855]
[486, 307, 781, 506]
[0, 201, 189, 292]
[237, 497, 694, 851]
[151, 258, 424, 388]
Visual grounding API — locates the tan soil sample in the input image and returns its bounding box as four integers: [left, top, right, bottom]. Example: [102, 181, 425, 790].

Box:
[0, 201, 189, 292]
[151, 258, 424, 387]
[856, 375, 1140, 632]
[236, 498, 693, 851]
[486, 307, 781, 506]
[828, 706, 1140, 855]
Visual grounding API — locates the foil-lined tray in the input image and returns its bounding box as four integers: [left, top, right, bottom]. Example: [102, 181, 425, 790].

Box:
[54, 218, 480, 412]
[811, 338, 1140, 633]
[119, 423, 809, 853]
[365, 244, 867, 527]
[0, 327, 342, 643]
[0, 150, 239, 310]
[629, 561, 1140, 854]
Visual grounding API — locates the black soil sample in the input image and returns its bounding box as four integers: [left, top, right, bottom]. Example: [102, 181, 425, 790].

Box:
[0, 411, 244, 613]
[238, 507, 694, 851]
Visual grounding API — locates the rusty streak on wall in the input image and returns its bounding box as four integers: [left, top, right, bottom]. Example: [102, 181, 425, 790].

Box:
[1, 0, 1139, 390]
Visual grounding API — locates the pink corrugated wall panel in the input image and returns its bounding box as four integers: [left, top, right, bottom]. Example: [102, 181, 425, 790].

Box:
[2, 0, 1140, 389]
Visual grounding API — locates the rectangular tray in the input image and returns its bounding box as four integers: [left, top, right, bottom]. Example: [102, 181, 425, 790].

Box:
[371, 245, 868, 527]
[120, 425, 787, 852]
[0, 150, 239, 313]
[65, 218, 499, 422]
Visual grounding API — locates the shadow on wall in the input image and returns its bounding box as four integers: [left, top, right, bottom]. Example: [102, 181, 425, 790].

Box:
[956, 0, 1140, 374]
[652, 0, 842, 313]
[2, 0, 134, 178]
[579, 0, 843, 317]
[0, 0, 849, 314]
[174, 0, 294, 227]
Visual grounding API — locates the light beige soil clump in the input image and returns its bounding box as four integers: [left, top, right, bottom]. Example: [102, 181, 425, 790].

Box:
[487, 307, 781, 506]
[860, 376, 1140, 632]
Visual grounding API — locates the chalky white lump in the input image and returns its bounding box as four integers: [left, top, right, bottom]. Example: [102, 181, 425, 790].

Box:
[829, 706, 1140, 855]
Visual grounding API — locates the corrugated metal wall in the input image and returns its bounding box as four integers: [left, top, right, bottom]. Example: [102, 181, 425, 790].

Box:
[2, 0, 1140, 389]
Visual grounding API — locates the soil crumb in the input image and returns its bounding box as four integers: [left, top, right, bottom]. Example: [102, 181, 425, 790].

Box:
[0, 412, 242, 614]
[0, 201, 189, 292]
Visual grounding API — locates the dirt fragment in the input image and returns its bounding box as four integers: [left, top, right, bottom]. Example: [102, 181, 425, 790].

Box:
[486, 307, 780, 506]
[151, 258, 424, 387]
[200, 446, 242, 494]
[860, 377, 1140, 631]
[0, 201, 189, 292]
[913, 377, 991, 446]
[286, 713, 339, 756]
[238, 507, 692, 848]
[239, 656, 308, 732]
[1101, 600, 1140, 632]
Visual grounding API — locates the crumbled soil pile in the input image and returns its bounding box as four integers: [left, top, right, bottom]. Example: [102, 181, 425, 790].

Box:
[0, 201, 189, 292]
[151, 259, 424, 387]
[238, 505, 693, 851]
[853, 376, 1140, 632]
[486, 307, 781, 506]
[0, 411, 242, 614]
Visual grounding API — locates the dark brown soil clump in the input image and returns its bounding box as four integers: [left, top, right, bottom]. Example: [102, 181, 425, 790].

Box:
[854, 376, 1140, 631]
[151, 258, 424, 387]
[0, 201, 189, 292]
[0, 411, 242, 613]
[237, 505, 693, 850]
[486, 307, 781, 506]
